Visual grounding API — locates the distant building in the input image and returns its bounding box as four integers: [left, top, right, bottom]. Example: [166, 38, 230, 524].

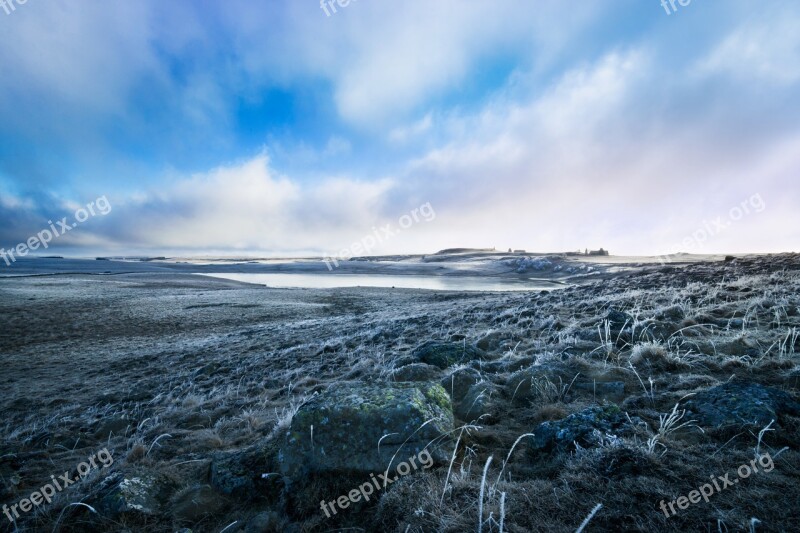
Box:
[513, 249, 526, 253]
[587, 248, 609, 256]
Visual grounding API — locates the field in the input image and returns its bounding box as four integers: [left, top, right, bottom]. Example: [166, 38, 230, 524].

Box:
[1, 254, 799, 532]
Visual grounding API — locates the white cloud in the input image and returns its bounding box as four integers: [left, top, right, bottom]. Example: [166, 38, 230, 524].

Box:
[389, 113, 433, 144]
[0, 2, 159, 114]
[222, 0, 602, 127]
[107, 154, 396, 253]
[695, 15, 800, 85]
[390, 42, 800, 256]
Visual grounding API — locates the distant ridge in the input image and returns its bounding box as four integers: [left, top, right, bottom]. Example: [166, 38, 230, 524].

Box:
[434, 248, 496, 255]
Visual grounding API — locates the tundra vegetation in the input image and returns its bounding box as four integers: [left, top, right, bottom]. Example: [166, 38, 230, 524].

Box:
[1, 254, 799, 531]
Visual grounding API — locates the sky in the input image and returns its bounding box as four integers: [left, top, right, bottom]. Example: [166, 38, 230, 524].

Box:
[0, 0, 799, 258]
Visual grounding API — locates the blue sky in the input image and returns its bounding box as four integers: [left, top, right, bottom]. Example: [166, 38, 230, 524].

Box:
[1, 0, 799, 257]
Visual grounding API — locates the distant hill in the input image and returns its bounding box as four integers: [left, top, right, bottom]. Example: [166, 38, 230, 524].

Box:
[434, 248, 496, 255]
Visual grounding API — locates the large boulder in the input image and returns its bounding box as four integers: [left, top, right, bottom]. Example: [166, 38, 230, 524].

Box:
[411, 341, 488, 369]
[279, 383, 453, 478]
[685, 381, 800, 428]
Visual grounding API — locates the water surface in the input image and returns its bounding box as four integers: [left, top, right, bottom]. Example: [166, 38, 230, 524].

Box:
[201, 272, 562, 292]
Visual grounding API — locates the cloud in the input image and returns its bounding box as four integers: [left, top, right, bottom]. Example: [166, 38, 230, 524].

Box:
[389, 114, 433, 144]
[695, 13, 800, 85]
[389, 40, 800, 255]
[2, 0, 800, 256]
[218, 0, 602, 127]
[0, 153, 397, 255]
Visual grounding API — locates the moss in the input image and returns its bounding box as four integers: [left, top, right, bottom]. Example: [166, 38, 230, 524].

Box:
[422, 384, 453, 413]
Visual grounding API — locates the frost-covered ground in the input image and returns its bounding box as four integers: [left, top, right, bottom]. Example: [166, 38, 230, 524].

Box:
[1, 254, 799, 532]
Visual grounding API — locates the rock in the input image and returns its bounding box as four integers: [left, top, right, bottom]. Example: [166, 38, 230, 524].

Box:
[529, 405, 634, 454]
[453, 382, 501, 423]
[440, 367, 482, 403]
[392, 363, 442, 382]
[210, 444, 279, 500]
[411, 341, 488, 369]
[97, 472, 162, 517]
[685, 381, 800, 428]
[172, 485, 226, 522]
[279, 383, 453, 478]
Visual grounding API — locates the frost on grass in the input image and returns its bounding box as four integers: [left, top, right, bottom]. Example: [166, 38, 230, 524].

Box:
[1, 254, 799, 531]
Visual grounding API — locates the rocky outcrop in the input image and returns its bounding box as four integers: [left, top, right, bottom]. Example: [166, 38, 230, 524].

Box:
[279, 383, 454, 478]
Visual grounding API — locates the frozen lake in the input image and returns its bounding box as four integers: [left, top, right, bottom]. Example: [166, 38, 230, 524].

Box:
[201, 272, 563, 292]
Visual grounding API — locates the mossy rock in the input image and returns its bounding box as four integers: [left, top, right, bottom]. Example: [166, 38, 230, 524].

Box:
[279, 382, 454, 478]
[685, 381, 800, 428]
[411, 341, 488, 369]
